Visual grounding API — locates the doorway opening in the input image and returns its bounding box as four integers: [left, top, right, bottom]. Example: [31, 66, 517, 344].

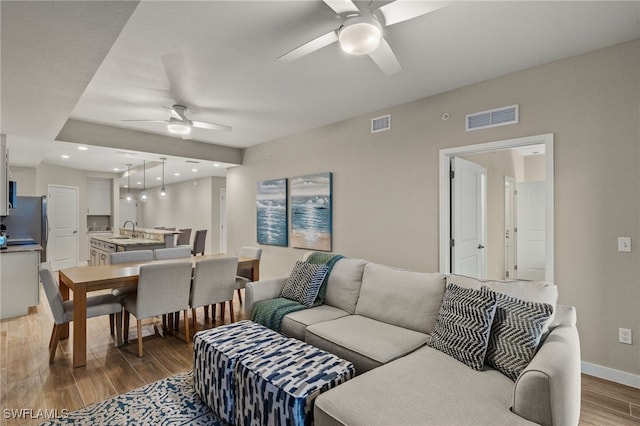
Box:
[439, 133, 554, 282]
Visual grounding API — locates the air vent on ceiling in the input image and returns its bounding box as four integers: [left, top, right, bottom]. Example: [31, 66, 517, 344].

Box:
[371, 114, 391, 133]
[465, 104, 519, 131]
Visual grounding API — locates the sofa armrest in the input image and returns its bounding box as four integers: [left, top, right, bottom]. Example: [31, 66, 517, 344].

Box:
[245, 278, 287, 314]
[512, 323, 581, 426]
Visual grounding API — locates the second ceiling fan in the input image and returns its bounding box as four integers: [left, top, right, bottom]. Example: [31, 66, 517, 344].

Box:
[278, 0, 448, 76]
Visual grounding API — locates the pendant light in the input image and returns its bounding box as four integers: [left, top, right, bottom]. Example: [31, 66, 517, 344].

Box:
[140, 160, 148, 202]
[159, 157, 167, 199]
[125, 164, 133, 202]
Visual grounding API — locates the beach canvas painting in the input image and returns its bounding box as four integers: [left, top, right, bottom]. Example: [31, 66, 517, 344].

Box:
[291, 172, 332, 251]
[256, 178, 288, 247]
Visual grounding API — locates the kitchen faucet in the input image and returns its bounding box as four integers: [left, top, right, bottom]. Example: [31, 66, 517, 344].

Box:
[123, 220, 137, 237]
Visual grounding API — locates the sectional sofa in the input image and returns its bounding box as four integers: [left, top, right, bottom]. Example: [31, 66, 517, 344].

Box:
[246, 258, 581, 426]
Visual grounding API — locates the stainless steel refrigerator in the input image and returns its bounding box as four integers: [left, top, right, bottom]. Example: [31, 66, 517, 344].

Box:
[0, 195, 47, 259]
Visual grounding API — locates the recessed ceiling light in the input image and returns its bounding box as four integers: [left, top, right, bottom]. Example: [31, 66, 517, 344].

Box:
[113, 168, 120, 171]
[156, 177, 161, 181]
[136, 181, 142, 185]
[61, 154, 70, 159]
[191, 168, 198, 172]
[173, 173, 180, 176]
[124, 185, 128, 188]
[213, 163, 221, 167]
[77, 146, 88, 151]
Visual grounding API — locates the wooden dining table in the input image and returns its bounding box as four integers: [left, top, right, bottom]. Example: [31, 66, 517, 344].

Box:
[58, 254, 260, 368]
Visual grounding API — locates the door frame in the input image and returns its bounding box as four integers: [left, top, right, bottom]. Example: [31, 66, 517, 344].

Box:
[439, 133, 554, 282]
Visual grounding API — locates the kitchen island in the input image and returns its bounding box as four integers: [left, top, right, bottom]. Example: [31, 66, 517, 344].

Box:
[89, 228, 181, 266]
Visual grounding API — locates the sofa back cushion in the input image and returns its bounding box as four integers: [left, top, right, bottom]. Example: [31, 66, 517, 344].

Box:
[355, 263, 445, 333]
[446, 274, 558, 333]
[325, 258, 367, 314]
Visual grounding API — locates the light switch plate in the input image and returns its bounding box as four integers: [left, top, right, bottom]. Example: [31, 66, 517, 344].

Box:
[618, 237, 632, 252]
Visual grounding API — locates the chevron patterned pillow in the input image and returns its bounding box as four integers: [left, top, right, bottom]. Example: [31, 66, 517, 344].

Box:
[427, 283, 497, 370]
[281, 261, 329, 307]
[485, 292, 553, 381]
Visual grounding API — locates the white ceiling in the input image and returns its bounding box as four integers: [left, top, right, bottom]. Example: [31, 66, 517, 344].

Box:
[2, 1, 639, 188]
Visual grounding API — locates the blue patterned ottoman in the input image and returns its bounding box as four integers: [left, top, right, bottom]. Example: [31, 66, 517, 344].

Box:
[234, 337, 355, 426]
[193, 320, 286, 424]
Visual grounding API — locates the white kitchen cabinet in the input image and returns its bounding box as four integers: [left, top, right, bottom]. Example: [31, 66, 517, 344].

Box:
[0, 250, 40, 319]
[0, 135, 8, 216]
[87, 179, 111, 215]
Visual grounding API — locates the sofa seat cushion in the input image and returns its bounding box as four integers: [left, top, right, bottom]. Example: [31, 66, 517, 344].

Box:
[281, 305, 350, 340]
[314, 345, 535, 426]
[305, 315, 428, 374]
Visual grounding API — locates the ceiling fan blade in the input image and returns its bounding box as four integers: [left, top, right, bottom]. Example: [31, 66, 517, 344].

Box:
[323, 0, 359, 15]
[162, 105, 181, 120]
[378, 0, 449, 26]
[192, 120, 232, 132]
[161, 52, 189, 104]
[121, 119, 168, 123]
[368, 37, 402, 76]
[278, 31, 338, 62]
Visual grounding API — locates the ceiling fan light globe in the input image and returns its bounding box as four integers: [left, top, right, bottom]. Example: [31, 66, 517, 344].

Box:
[339, 21, 381, 55]
[167, 122, 191, 135]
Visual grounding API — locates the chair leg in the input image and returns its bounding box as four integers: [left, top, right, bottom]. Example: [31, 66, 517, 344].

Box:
[183, 309, 190, 344]
[49, 324, 60, 364]
[162, 314, 167, 330]
[174, 311, 180, 331]
[237, 288, 243, 305]
[204, 305, 209, 319]
[115, 312, 123, 347]
[191, 308, 198, 336]
[211, 304, 216, 320]
[220, 302, 226, 322]
[229, 301, 235, 323]
[109, 313, 115, 336]
[137, 319, 143, 357]
[124, 310, 130, 343]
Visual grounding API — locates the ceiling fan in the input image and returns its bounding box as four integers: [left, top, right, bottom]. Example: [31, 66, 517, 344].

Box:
[278, 0, 448, 76]
[123, 104, 232, 137]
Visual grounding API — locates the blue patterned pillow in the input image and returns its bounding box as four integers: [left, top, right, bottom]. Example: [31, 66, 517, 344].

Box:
[281, 261, 329, 307]
[427, 283, 497, 370]
[485, 291, 553, 381]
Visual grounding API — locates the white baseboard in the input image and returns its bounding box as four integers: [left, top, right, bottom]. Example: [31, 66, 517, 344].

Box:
[582, 361, 640, 388]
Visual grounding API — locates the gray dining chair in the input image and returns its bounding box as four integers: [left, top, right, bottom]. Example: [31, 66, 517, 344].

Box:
[121, 262, 193, 357]
[176, 228, 192, 246]
[154, 246, 191, 260]
[191, 229, 207, 256]
[189, 257, 238, 334]
[234, 246, 262, 304]
[39, 263, 123, 363]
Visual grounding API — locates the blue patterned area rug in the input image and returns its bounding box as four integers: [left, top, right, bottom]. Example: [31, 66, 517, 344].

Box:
[41, 371, 226, 426]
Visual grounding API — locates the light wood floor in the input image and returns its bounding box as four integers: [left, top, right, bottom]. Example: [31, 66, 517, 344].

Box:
[1, 289, 639, 426]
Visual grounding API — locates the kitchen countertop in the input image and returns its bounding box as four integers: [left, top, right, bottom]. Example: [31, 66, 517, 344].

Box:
[90, 235, 165, 247]
[0, 244, 43, 254]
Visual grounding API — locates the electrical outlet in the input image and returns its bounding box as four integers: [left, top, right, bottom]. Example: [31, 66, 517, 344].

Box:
[619, 328, 632, 345]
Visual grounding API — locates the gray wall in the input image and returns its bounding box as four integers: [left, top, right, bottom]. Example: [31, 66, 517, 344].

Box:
[227, 40, 640, 376]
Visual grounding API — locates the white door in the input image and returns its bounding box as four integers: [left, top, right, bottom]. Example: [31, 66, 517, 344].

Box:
[118, 198, 138, 228]
[48, 185, 78, 270]
[451, 157, 487, 278]
[516, 181, 546, 281]
[219, 189, 227, 253]
[504, 176, 517, 279]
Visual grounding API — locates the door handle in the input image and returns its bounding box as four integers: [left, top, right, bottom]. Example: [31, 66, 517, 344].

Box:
[478, 244, 485, 249]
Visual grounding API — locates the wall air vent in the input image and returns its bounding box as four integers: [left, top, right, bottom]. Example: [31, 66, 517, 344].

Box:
[465, 104, 519, 131]
[371, 114, 391, 133]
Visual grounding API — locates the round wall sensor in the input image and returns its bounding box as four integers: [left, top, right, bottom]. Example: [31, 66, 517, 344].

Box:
[442, 113, 450, 121]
